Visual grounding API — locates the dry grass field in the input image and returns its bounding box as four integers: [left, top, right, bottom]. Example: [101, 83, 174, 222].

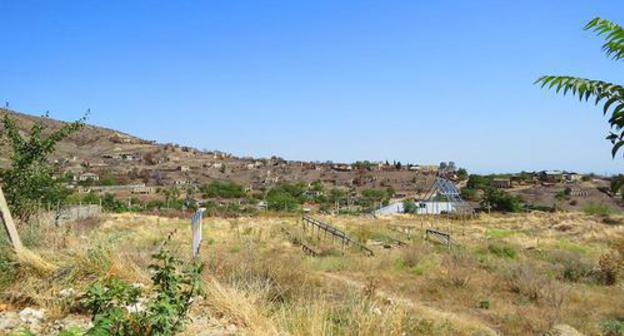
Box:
[1, 211, 624, 335]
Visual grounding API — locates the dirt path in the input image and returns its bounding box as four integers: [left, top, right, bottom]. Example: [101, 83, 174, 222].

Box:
[323, 272, 499, 336]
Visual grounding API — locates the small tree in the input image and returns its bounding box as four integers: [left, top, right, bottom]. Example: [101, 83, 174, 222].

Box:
[402, 199, 418, 214]
[480, 188, 523, 213]
[0, 112, 85, 221]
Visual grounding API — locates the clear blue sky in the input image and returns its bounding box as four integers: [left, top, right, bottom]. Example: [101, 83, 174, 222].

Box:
[1, 1, 623, 174]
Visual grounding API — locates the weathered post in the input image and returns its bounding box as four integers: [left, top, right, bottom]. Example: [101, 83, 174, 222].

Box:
[191, 208, 206, 258]
[0, 186, 23, 250]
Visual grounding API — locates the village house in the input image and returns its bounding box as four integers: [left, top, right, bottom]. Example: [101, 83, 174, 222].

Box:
[131, 186, 155, 195]
[78, 172, 99, 182]
[121, 153, 139, 161]
[540, 170, 564, 183]
[101, 153, 121, 160]
[564, 172, 583, 183]
[492, 178, 512, 189]
[178, 165, 190, 172]
[332, 164, 353, 172]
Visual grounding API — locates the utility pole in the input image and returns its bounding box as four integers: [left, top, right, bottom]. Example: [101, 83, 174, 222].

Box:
[0, 186, 23, 250]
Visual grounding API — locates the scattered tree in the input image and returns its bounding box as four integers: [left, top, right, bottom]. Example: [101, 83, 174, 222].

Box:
[0, 112, 85, 221]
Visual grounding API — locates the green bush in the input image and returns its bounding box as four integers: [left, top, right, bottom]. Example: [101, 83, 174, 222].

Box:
[402, 199, 418, 214]
[200, 181, 244, 198]
[481, 188, 523, 212]
[266, 190, 299, 212]
[601, 318, 624, 336]
[583, 203, 614, 216]
[460, 187, 479, 201]
[487, 243, 517, 259]
[79, 249, 203, 335]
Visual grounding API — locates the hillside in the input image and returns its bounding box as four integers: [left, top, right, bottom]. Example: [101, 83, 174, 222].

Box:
[0, 108, 435, 194]
[1, 108, 623, 212]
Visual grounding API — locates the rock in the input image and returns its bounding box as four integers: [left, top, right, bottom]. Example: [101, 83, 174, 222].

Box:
[131, 282, 146, 289]
[0, 311, 20, 331]
[551, 324, 585, 336]
[59, 288, 76, 298]
[50, 314, 93, 333]
[226, 324, 237, 331]
[125, 297, 148, 313]
[19, 307, 45, 324]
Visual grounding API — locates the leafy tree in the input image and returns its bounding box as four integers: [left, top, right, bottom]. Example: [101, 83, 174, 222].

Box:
[536, 18, 624, 158]
[266, 189, 299, 211]
[309, 180, 324, 192]
[402, 199, 418, 214]
[467, 174, 492, 190]
[353, 160, 373, 170]
[0, 112, 85, 221]
[361, 188, 392, 208]
[460, 187, 479, 201]
[611, 174, 624, 197]
[200, 180, 244, 198]
[480, 188, 523, 213]
[456, 168, 468, 181]
[101, 193, 127, 213]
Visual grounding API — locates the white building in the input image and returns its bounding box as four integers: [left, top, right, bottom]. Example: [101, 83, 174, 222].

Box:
[374, 201, 457, 216]
[78, 172, 100, 182]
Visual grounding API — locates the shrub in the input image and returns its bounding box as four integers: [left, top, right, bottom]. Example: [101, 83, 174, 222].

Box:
[481, 188, 523, 212]
[443, 252, 474, 288]
[478, 300, 491, 309]
[460, 187, 479, 201]
[601, 318, 624, 336]
[397, 243, 429, 269]
[79, 248, 203, 335]
[487, 242, 517, 259]
[402, 199, 418, 214]
[583, 203, 614, 216]
[596, 252, 620, 285]
[504, 263, 545, 301]
[549, 251, 592, 282]
[200, 181, 244, 198]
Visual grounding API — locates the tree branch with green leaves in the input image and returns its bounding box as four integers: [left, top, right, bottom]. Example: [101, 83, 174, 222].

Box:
[536, 17, 624, 158]
[0, 111, 86, 221]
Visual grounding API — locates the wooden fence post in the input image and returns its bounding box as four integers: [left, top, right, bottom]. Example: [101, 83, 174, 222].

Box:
[0, 186, 23, 250]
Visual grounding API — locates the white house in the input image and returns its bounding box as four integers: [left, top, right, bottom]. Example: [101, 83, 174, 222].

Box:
[78, 172, 99, 182]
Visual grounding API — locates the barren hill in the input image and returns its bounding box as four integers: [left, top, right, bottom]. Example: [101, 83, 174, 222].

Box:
[0, 109, 434, 193]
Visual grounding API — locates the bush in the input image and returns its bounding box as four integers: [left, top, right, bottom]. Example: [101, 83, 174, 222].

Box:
[504, 263, 545, 301]
[402, 199, 418, 214]
[79, 248, 203, 335]
[443, 253, 474, 287]
[481, 188, 523, 212]
[583, 203, 615, 216]
[487, 242, 517, 259]
[460, 187, 479, 201]
[266, 190, 299, 212]
[596, 252, 621, 285]
[601, 318, 624, 336]
[201, 181, 244, 198]
[361, 188, 392, 207]
[467, 175, 492, 190]
[549, 251, 592, 282]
